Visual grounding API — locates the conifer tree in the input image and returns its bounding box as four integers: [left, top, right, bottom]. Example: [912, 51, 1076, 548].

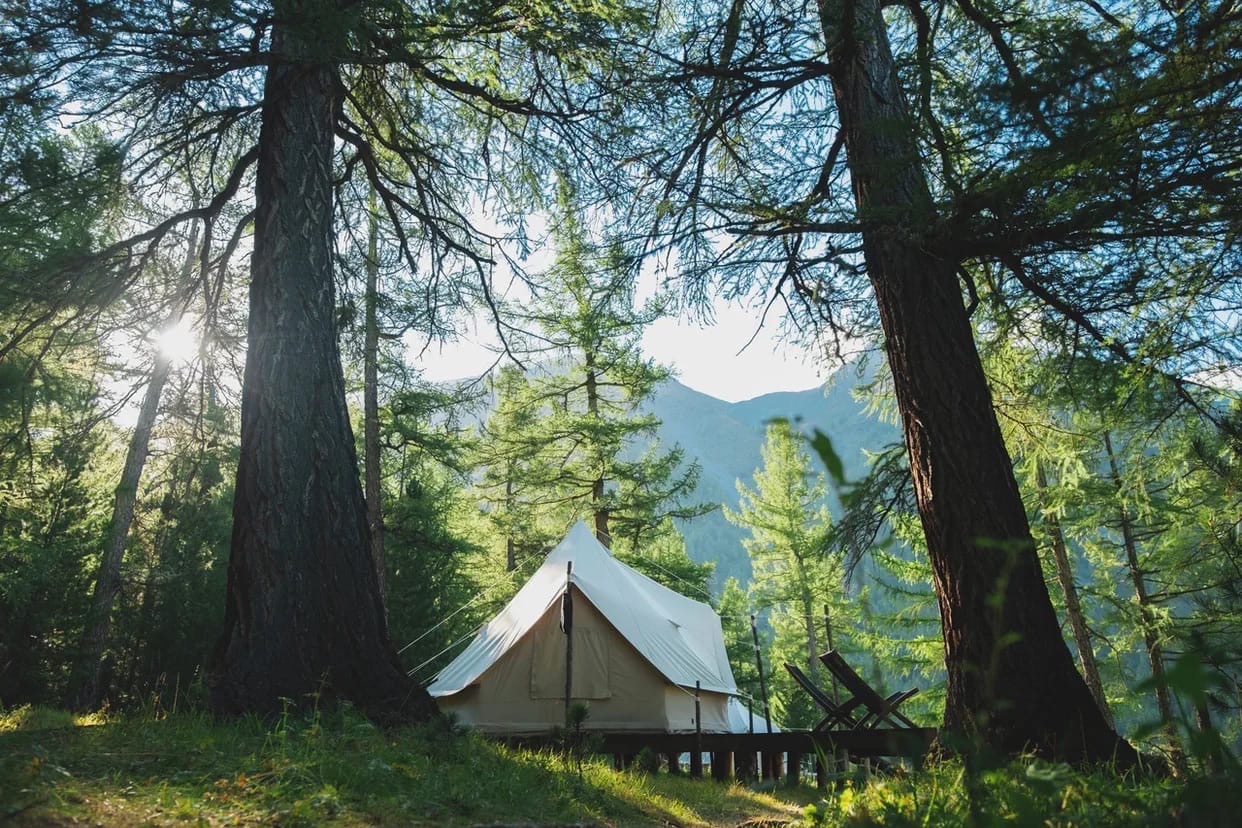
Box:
[473, 364, 566, 571]
[726, 420, 846, 727]
[533, 197, 694, 546]
[487, 188, 708, 563]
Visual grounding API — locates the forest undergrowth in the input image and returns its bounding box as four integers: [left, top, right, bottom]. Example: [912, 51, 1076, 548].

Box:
[2, 703, 1239, 827]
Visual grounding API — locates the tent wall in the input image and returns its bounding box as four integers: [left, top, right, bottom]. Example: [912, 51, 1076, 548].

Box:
[662, 685, 730, 733]
[436, 590, 731, 734]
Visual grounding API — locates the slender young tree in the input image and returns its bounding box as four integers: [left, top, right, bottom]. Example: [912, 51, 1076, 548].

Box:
[1101, 430, 1186, 770]
[72, 224, 201, 711]
[1032, 461, 1112, 729]
[983, 339, 1117, 728]
[726, 420, 842, 727]
[987, 339, 1239, 753]
[362, 194, 387, 615]
[478, 188, 708, 559]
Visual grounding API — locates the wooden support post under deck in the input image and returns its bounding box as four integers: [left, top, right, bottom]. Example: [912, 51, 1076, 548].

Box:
[710, 751, 732, 781]
[495, 727, 938, 781]
[761, 751, 784, 780]
[735, 749, 757, 781]
[667, 752, 681, 775]
[786, 751, 801, 786]
[815, 752, 828, 789]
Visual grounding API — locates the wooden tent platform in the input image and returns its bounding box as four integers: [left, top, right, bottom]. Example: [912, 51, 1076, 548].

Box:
[590, 727, 936, 756]
[499, 727, 938, 784]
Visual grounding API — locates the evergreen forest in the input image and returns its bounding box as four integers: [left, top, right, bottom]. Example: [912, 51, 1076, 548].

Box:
[1, 0, 1240, 825]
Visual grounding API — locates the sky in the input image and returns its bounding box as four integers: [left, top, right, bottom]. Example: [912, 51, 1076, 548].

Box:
[401, 201, 839, 401]
[645, 306, 830, 401]
[128, 278, 831, 430]
[412, 300, 830, 403]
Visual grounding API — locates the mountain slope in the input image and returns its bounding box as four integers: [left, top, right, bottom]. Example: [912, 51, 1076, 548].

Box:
[645, 362, 900, 587]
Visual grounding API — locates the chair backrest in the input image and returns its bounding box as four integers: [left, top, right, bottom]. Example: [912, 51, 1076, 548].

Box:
[820, 650, 886, 710]
[783, 662, 837, 710]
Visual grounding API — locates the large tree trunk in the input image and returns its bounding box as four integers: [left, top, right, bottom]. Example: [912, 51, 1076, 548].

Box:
[819, 0, 1132, 762]
[210, 16, 432, 720]
[1034, 462, 1113, 727]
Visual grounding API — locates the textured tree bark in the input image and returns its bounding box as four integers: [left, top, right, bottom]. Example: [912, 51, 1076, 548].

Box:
[819, 0, 1133, 762]
[1034, 462, 1113, 727]
[210, 15, 432, 720]
[585, 350, 611, 547]
[364, 192, 387, 619]
[505, 472, 518, 571]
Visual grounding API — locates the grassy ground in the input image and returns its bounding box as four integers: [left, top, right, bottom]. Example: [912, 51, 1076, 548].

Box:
[0, 706, 814, 826]
[2, 706, 1239, 827]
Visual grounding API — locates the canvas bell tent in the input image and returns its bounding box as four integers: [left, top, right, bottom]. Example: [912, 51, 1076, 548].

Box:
[428, 522, 772, 735]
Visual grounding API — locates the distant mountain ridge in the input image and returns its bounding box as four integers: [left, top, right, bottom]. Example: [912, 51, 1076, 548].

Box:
[644, 362, 900, 587]
[449, 360, 900, 589]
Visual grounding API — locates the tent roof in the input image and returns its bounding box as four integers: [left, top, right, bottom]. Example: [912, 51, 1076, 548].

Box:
[428, 522, 737, 697]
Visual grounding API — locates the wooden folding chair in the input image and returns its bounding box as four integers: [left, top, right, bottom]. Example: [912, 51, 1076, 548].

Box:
[783, 662, 865, 731]
[819, 650, 919, 729]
